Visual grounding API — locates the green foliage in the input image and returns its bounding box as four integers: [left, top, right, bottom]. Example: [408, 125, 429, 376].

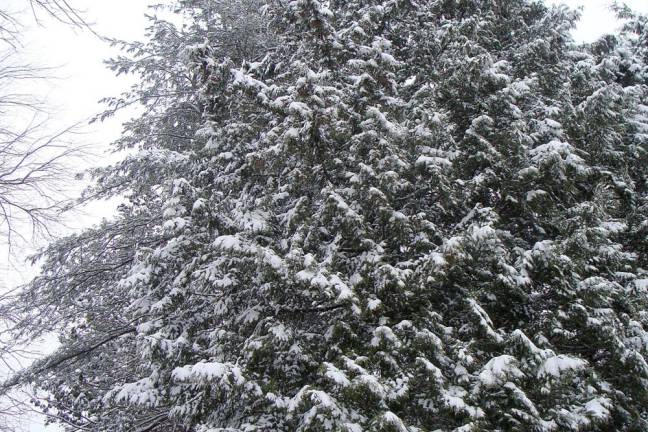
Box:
[3, 1, 648, 431]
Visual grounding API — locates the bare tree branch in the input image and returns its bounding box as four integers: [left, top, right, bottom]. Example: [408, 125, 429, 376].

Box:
[0, 1, 95, 48]
[0, 2, 98, 430]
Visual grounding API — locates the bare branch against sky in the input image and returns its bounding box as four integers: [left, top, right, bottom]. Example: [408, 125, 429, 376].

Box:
[0, 0, 92, 48]
[0, 2, 96, 430]
[0, 1, 98, 255]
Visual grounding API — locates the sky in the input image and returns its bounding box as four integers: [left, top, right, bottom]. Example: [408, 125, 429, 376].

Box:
[0, 0, 153, 287]
[2, 0, 648, 430]
[547, 0, 648, 40]
[0, 2, 155, 430]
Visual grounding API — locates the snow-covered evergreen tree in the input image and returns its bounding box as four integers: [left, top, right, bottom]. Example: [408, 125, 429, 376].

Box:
[3, 1, 648, 431]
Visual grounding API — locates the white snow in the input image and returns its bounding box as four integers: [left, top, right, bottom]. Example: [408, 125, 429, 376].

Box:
[526, 189, 548, 202]
[442, 386, 484, 419]
[584, 397, 612, 419]
[329, 274, 355, 301]
[269, 323, 290, 342]
[288, 101, 313, 119]
[635, 279, 648, 290]
[478, 355, 524, 387]
[162, 217, 188, 231]
[600, 220, 627, 234]
[470, 225, 496, 242]
[192, 198, 206, 212]
[416, 155, 452, 170]
[367, 298, 382, 311]
[467, 298, 503, 343]
[416, 357, 444, 384]
[353, 374, 386, 399]
[234, 209, 270, 232]
[366, 106, 404, 138]
[342, 423, 363, 432]
[213, 235, 248, 253]
[172, 361, 244, 385]
[111, 377, 158, 406]
[503, 382, 539, 416]
[231, 68, 268, 91]
[324, 362, 350, 387]
[404, 75, 417, 86]
[381, 412, 408, 432]
[371, 325, 401, 348]
[237, 306, 261, 324]
[527, 138, 589, 175]
[261, 248, 284, 271]
[538, 355, 588, 378]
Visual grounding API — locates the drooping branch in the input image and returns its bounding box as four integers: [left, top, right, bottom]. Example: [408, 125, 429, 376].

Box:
[0, 327, 136, 393]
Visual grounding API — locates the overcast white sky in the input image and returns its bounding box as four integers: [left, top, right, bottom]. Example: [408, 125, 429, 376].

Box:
[547, 0, 648, 40]
[2, 0, 648, 430]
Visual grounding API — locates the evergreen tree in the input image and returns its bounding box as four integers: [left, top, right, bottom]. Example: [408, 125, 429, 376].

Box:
[3, 1, 648, 431]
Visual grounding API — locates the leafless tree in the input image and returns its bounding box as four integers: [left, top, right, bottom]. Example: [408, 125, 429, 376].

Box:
[0, 1, 92, 252]
[0, 71, 84, 249]
[0, 1, 92, 430]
